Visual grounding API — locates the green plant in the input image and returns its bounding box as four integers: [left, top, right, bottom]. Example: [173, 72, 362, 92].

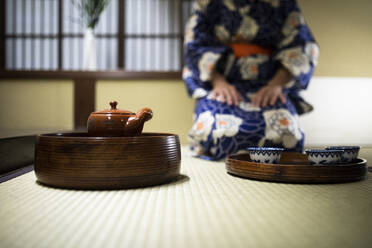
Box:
[72, 0, 111, 29]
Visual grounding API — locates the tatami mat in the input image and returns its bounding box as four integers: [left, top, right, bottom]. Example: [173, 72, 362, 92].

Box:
[0, 148, 371, 248]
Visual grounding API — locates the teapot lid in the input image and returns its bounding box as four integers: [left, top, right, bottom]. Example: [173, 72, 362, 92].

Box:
[92, 101, 135, 115]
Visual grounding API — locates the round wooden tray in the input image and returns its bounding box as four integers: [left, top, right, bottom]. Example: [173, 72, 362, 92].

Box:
[35, 132, 181, 189]
[226, 152, 367, 184]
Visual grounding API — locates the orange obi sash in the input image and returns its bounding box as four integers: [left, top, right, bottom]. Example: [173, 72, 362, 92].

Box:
[229, 43, 273, 58]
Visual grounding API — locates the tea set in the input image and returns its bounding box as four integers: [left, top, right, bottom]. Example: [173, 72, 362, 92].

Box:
[34, 101, 365, 188]
[246, 146, 360, 165]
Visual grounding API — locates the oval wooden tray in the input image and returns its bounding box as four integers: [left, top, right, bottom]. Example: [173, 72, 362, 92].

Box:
[226, 152, 367, 183]
[35, 132, 181, 189]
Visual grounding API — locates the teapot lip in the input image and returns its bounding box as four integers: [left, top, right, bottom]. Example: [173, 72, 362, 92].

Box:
[91, 111, 136, 115]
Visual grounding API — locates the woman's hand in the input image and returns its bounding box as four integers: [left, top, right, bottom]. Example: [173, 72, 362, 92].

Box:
[251, 84, 286, 107]
[251, 66, 293, 108]
[210, 72, 243, 106]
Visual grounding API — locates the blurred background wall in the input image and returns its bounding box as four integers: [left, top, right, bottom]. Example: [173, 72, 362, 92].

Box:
[300, 0, 372, 77]
[1, 0, 371, 145]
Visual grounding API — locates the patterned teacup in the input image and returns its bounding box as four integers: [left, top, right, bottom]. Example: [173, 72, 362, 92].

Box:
[325, 146, 360, 163]
[305, 149, 343, 165]
[246, 147, 284, 164]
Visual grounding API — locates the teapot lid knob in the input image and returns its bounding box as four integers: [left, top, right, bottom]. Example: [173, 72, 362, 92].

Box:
[109, 101, 118, 110]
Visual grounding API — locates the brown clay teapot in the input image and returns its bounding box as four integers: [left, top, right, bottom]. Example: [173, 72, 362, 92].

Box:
[87, 101, 153, 137]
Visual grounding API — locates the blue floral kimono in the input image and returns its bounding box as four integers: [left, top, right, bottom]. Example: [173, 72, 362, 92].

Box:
[183, 0, 319, 160]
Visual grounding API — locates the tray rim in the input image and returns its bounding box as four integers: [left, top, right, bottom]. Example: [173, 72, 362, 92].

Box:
[226, 152, 368, 184]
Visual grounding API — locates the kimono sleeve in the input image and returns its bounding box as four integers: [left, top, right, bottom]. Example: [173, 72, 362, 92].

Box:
[183, 0, 229, 99]
[274, 0, 319, 91]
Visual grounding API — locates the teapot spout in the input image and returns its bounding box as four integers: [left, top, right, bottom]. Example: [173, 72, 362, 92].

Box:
[136, 108, 153, 123]
[126, 108, 153, 135]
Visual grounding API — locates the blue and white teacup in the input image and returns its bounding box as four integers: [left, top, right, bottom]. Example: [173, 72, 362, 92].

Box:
[246, 147, 284, 164]
[325, 146, 360, 163]
[305, 149, 343, 165]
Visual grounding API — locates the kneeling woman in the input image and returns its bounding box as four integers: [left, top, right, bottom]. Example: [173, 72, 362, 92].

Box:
[183, 0, 319, 160]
